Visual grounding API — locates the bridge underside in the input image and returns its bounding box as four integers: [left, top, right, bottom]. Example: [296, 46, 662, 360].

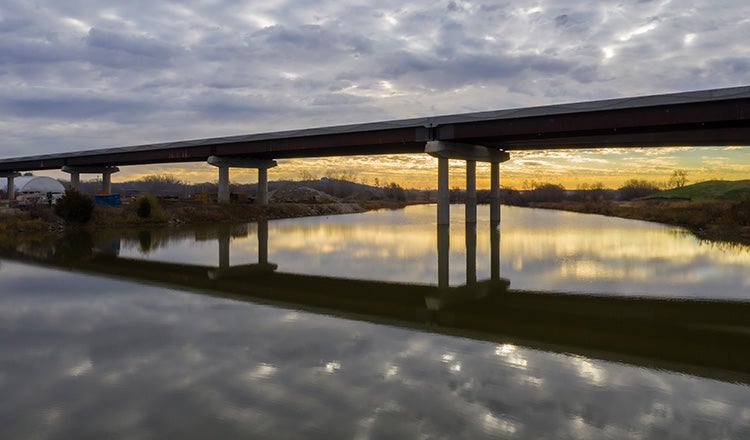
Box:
[1, 85, 749, 209]
[1, 86, 748, 172]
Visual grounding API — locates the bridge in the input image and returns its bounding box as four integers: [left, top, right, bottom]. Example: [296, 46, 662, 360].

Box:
[2, 86, 749, 224]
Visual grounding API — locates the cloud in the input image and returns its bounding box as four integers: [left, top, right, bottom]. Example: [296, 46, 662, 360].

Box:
[3, 235, 750, 438]
[1, 94, 158, 120]
[0, 0, 748, 185]
[83, 27, 176, 68]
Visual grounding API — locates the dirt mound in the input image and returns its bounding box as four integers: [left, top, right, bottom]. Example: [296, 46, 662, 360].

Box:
[269, 186, 340, 203]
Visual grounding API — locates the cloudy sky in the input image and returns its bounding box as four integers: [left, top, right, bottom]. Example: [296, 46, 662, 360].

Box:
[1, 0, 749, 188]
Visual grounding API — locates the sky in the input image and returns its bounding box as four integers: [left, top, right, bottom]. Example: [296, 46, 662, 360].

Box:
[1, 0, 749, 189]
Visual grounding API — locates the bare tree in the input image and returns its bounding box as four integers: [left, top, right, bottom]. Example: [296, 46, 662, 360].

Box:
[668, 169, 689, 189]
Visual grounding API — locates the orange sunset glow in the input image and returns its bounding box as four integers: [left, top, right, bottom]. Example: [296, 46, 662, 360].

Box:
[35, 146, 750, 190]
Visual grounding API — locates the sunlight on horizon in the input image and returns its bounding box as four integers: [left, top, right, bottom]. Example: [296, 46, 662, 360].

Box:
[31, 147, 750, 190]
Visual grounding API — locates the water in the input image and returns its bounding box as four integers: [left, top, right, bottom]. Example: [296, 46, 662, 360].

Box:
[1, 204, 749, 439]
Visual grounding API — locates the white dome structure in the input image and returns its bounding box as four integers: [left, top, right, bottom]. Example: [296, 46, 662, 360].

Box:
[1, 176, 66, 204]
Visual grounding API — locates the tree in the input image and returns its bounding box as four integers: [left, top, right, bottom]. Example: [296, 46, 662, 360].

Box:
[137, 174, 186, 196]
[668, 169, 688, 189]
[529, 183, 566, 202]
[618, 179, 661, 200]
[297, 170, 315, 181]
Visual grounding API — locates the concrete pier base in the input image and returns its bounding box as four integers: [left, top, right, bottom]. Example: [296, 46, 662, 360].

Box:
[437, 157, 450, 225]
[61, 166, 120, 193]
[426, 141, 509, 227]
[465, 160, 477, 223]
[490, 162, 500, 223]
[1, 172, 21, 201]
[208, 156, 277, 204]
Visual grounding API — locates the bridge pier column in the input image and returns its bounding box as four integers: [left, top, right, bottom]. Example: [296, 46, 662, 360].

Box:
[61, 166, 120, 193]
[490, 162, 500, 223]
[70, 172, 80, 190]
[258, 167, 269, 206]
[102, 169, 116, 194]
[217, 166, 230, 203]
[465, 160, 477, 223]
[208, 156, 277, 204]
[437, 157, 450, 225]
[1, 172, 21, 201]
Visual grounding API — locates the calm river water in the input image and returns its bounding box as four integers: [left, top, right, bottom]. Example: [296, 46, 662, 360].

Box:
[1, 204, 749, 439]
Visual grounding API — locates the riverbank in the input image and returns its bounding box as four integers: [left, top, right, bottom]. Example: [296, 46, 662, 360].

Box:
[0, 199, 413, 240]
[4, 196, 750, 247]
[531, 199, 750, 245]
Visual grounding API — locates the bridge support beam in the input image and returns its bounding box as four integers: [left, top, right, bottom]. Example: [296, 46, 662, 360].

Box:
[61, 166, 120, 193]
[1, 172, 21, 201]
[207, 156, 277, 204]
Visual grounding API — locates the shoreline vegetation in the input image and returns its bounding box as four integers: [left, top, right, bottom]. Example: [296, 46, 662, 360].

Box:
[2, 176, 749, 247]
[530, 200, 750, 244]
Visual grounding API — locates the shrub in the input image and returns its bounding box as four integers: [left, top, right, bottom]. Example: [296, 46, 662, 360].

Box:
[136, 196, 152, 218]
[730, 200, 750, 226]
[54, 189, 94, 223]
[134, 193, 166, 221]
[384, 182, 406, 201]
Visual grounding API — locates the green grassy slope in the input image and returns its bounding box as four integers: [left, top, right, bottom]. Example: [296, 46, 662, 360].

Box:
[647, 180, 750, 201]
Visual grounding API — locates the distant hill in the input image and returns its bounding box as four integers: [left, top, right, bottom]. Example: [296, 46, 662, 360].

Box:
[646, 180, 750, 201]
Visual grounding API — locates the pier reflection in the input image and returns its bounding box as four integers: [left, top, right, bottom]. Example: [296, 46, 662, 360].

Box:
[3, 221, 750, 386]
[210, 219, 277, 279]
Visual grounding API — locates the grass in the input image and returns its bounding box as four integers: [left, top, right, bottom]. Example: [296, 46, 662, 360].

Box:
[645, 180, 750, 201]
[536, 199, 750, 244]
[0, 211, 52, 246]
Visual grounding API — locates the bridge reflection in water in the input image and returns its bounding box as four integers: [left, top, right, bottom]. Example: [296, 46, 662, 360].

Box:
[4, 220, 750, 386]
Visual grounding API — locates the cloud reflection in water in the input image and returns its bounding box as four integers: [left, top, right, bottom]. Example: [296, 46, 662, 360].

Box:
[1, 260, 749, 439]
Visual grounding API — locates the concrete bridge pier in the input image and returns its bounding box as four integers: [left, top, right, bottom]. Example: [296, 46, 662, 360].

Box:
[207, 156, 277, 204]
[490, 162, 500, 223]
[466, 160, 477, 223]
[1, 172, 21, 201]
[61, 166, 120, 193]
[426, 141, 510, 225]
